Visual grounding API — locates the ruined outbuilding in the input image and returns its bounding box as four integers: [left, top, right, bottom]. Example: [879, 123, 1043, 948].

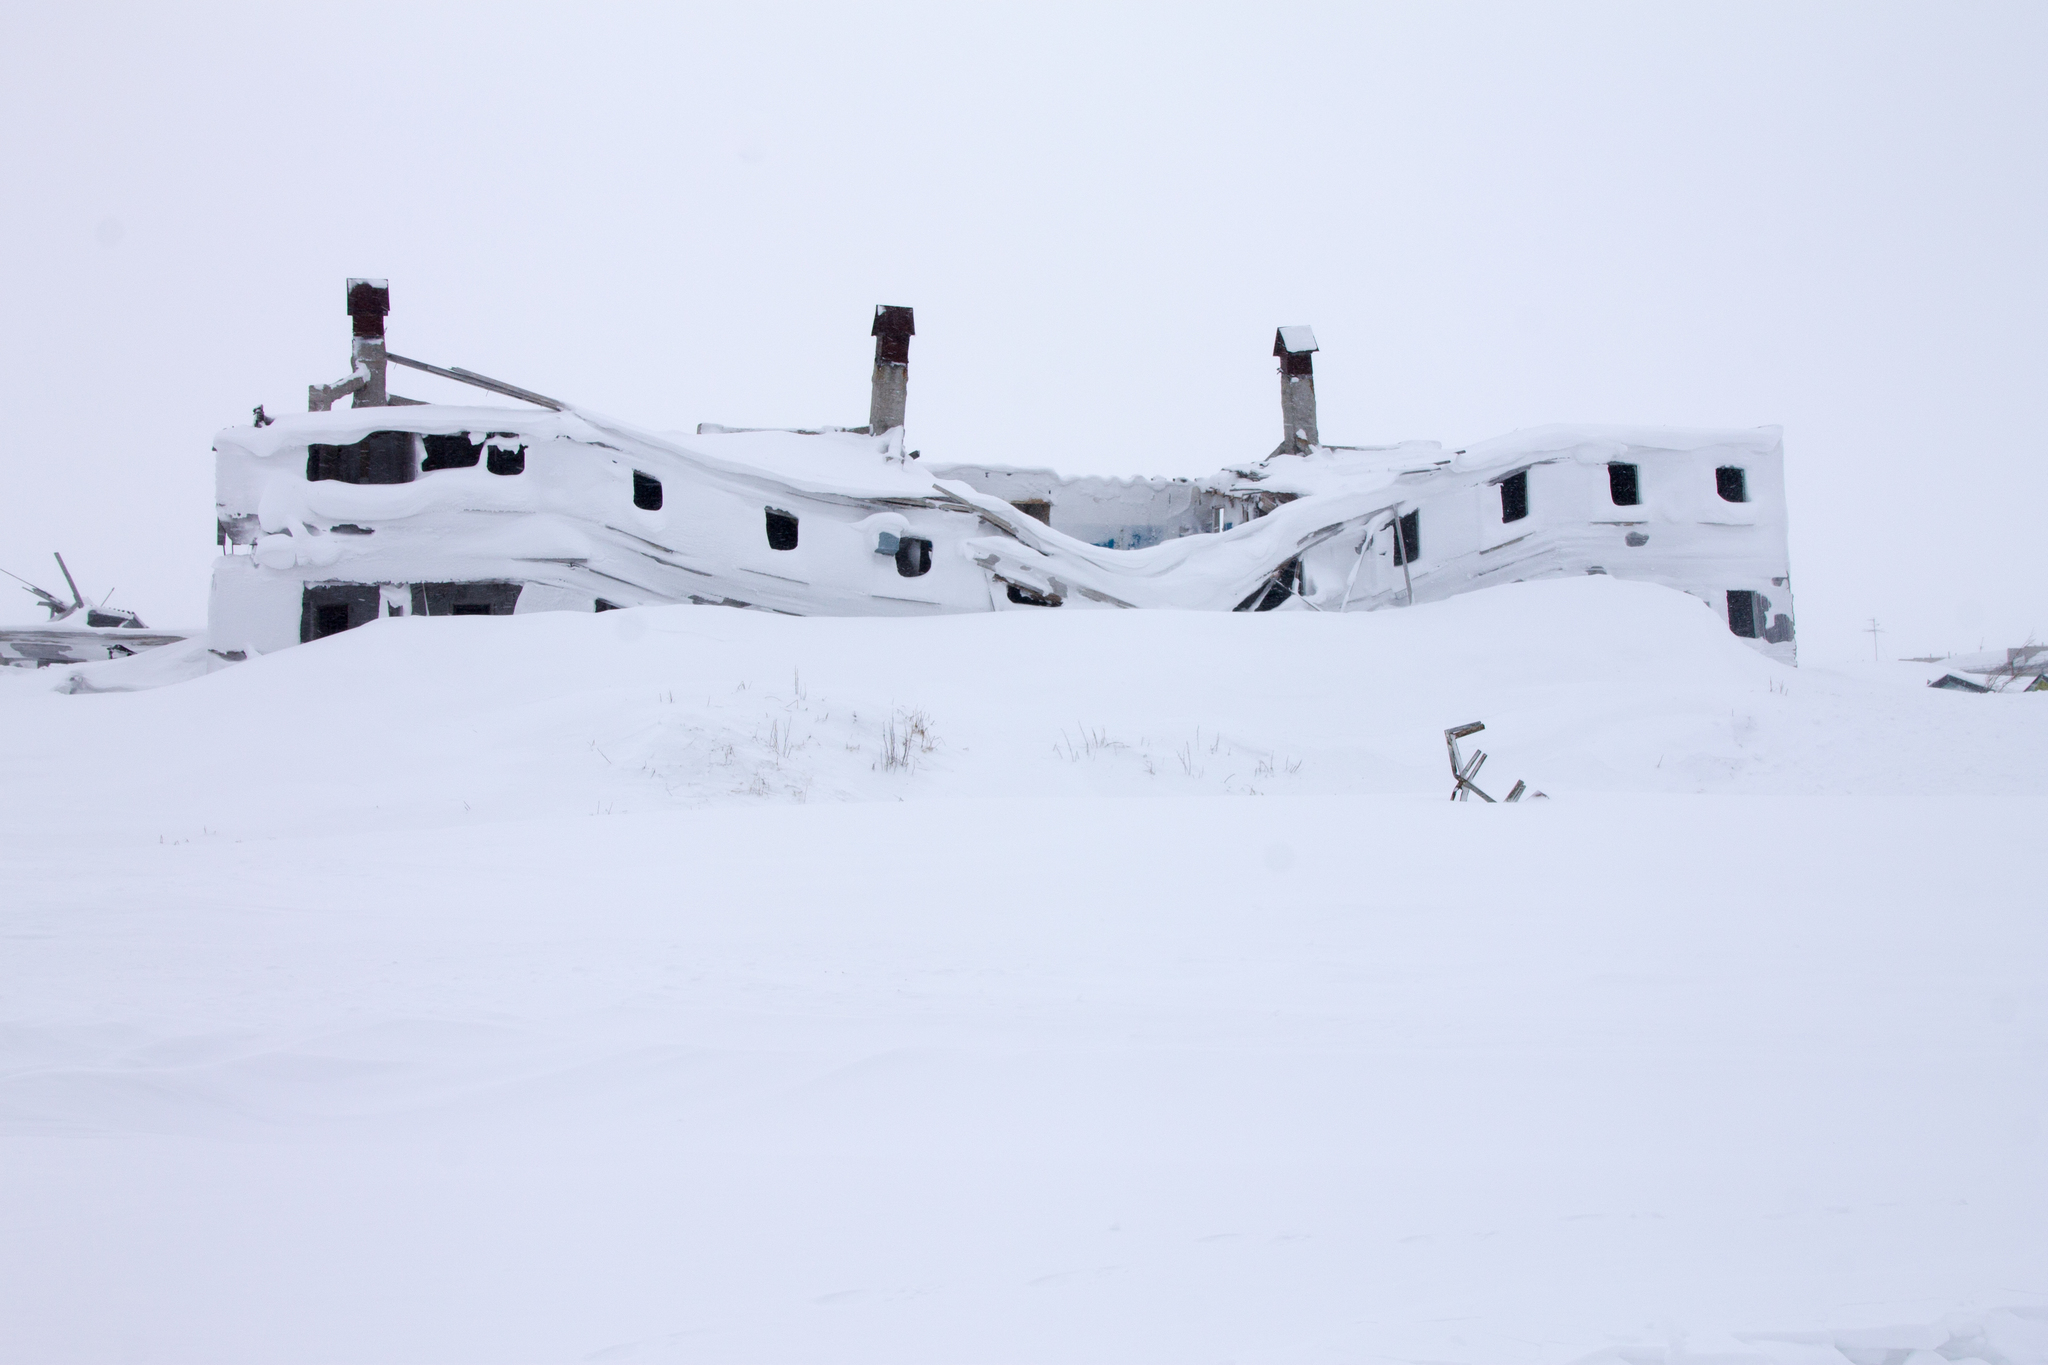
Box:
[2, 553, 186, 668]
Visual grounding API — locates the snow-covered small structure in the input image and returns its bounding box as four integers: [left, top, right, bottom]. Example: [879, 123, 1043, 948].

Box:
[208, 284, 1796, 662]
[1940, 644, 2048, 680]
[2, 553, 186, 668]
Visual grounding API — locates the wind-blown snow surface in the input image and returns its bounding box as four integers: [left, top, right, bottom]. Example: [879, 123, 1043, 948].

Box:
[2, 578, 2043, 1365]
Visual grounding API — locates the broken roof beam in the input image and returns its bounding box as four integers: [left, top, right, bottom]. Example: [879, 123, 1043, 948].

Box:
[385, 352, 567, 411]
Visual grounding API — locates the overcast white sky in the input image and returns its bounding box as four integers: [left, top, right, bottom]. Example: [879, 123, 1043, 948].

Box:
[1, 2, 2041, 661]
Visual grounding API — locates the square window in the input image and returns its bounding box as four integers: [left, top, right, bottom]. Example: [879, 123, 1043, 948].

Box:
[895, 537, 933, 577]
[421, 433, 482, 471]
[1608, 462, 1640, 506]
[1716, 466, 1747, 502]
[410, 582, 523, 617]
[1392, 510, 1420, 566]
[1499, 470, 1528, 523]
[299, 583, 380, 642]
[1726, 589, 1759, 638]
[306, 431, 417, 485]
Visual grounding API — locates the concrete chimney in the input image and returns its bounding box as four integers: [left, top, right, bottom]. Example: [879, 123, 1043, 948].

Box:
[868, 305, 914, 435]
[1273, 325, 1319, 454]
[348, 278, 391, 407]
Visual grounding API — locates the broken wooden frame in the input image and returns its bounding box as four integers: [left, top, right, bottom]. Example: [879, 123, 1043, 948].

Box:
[1444, 721, 1545, 802]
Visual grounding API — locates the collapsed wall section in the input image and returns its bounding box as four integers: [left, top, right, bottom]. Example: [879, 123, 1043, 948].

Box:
[928, 465, 1272, 547]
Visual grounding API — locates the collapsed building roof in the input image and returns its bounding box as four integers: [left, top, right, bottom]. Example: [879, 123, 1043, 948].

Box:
[204, 282, 1798, 664]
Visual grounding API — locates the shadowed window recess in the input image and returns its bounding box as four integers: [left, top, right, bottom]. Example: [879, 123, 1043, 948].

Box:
[1498, 470, 1528, 523]
[299, 583, 381, 641]
[420, 432, 525, 474]
[895, 538, 932, 577]
[1392, 511, 1420, 566]
[1236, 558, 1304, 611]
[632, 471, 662, 510]
[306, 431, 416, 484]
[765, 509, 799, 550]
[1608, 462, 1640, 506]
[1726, 589, 1759, 638]
[1716, 466, 1747, 502]
[420, 434, 480, 471]
[409, 582, 523, 617]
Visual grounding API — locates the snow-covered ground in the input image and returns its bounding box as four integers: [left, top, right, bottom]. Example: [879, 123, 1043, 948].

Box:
[2, 578, 2043, 1364]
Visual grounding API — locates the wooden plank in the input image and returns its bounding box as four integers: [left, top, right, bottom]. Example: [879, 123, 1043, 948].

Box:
[385, 352, 566, 411]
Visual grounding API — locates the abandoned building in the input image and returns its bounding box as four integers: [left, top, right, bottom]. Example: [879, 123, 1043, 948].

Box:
[208, 281, 1796, 663]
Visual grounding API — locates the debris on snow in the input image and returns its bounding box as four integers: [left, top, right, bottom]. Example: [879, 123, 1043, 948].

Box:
[1443, 720, 1546, 802]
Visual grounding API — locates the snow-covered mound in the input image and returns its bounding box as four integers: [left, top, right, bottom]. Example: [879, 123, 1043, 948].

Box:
[3, 577, 2039, 847]
[1, 578, 2042, 1364]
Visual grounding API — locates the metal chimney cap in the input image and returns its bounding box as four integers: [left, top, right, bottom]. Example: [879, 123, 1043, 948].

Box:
[872, 305, 915, 338]
[1273, 325, 1318, 356]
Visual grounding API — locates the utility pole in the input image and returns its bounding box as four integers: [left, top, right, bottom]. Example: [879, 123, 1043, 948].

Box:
[1866, 618, 1884, 662]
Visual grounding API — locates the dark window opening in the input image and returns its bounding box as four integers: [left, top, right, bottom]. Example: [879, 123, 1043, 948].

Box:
[421, 433, 482, 471]
[1608, 462, 1640, 506]
[1499, 470, 1528, 523]
[486, 442, 525, 476]
[633, 471, 663, 510]
[895, 537, 933, 577]
[1012, 499, 1052, 525]
[595, 599, 621, 612]
[1726, 589, 1759, 638]
[1392, 510, 1420, 566]
[1236, 558, 1302, 612]
[306, 431, 417, 485]
[765, 508, 799, 550]
[1716, 466, 1748, 502]
[1005, 583, 1061, 606]
[300, 584, 381, 642]
[409, 581, 524, 617]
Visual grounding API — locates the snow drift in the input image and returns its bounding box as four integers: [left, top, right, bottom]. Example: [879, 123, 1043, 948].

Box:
[0, 578, 2042, 1365]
